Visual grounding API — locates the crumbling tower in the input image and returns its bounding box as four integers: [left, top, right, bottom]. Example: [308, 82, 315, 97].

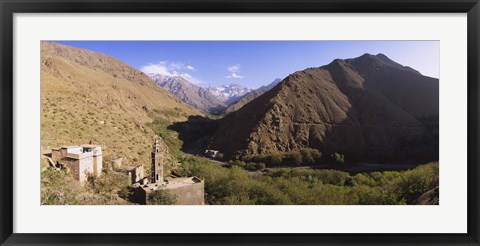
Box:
[151, 138, 164, 183]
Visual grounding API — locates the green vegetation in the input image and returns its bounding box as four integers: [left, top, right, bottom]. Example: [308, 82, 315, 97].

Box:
[242, 148, 324, 167]
[41, 168, 82, 205]
[87, 169, 131, 202]
[148, 119, 183, 157]
[331, 152, 345, 165]
[178, 155, 438, 205]
[41, 166, 132, 205]
[228, 160, 266, 171]
[149, 190, 178, 205]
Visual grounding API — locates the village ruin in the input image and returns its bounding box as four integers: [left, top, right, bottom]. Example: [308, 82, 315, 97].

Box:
[50, 145, 103, 183]
[130, 139, 205, 205]
[47, 138, 204, 205]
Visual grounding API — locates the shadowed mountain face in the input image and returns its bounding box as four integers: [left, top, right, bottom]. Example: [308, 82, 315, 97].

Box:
[208, 53, 439, 162]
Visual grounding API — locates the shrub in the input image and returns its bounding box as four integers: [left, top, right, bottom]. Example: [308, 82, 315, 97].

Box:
[41, 168, 80, 205]
[178, 154, 438, 205]
[149, 190, 178, 205]
[256, 163, 266, 170]
[284, 151, 302, 166]
[266, 154, 283, 166]
[331, 152, 345, 165]
[300, 148, 322, 165]
[343, 176, 357, 186]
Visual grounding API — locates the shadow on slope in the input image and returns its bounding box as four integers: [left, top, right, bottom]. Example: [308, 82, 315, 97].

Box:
[168, 116, 219, 155]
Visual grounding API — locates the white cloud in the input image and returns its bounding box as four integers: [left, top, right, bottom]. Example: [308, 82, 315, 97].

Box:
[226, 64, 244, 79]
[140, 61, 172, 76]
[178, 73, 202, 84]
[227, 65, 240, 73]
[170, 63, 184, 70]
[141, 61, 201, 84]
[226, 73, 244, 79]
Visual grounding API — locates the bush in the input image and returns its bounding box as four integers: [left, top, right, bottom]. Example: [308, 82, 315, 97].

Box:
[41, 168, 81, 205]
[88, 171, 129, 201]
[149, 190, 178, 205]
[283, 151, 302, 166]
[343, 176, 357, 186]
[256, 163, 266, 170]
[300, 148, 322, 165]
[179, 155, 438, 205]
[331, 152, 345, 165]
[266, 154, 283, 166]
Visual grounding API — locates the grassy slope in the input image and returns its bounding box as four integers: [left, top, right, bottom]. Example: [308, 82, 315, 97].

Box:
[41, 41, 201, 173]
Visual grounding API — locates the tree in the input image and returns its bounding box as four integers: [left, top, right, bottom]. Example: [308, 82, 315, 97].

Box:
[266, 154, 283, 166]
[344, 176, 357, 187]
[284, 151, 302, 166]
[331, 152, 345, 165]
[256, 163, 266, 170]
[300, 148, 322, 165]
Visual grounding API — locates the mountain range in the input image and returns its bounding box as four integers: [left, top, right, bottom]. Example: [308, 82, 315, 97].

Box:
[42, 41, 439, 165]
[148, 73, 282, 115]
[207, 84, 251, 104]
[149, 73, 227, 114]
[207, 53, 439, 162]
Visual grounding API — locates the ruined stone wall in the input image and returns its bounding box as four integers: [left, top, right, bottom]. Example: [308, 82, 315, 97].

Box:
[93, 155, 102, 177]
[168, 182, 205, 205]
[79, 156, 94, 183]
[59, 158, 80, 180]
[132, 165, 144, 183]
[51, 149, 62, 163]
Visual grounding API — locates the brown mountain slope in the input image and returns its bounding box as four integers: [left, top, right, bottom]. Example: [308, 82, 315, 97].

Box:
[208, 54, 439, 162]
[224, 78, 282, 115]
[41, 41, 201, 170]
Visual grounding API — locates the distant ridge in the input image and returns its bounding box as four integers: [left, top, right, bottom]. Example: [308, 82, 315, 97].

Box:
[149, 73, 227, 114]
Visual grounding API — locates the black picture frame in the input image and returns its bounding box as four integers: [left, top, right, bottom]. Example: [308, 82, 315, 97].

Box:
[1, 0, 479, 245]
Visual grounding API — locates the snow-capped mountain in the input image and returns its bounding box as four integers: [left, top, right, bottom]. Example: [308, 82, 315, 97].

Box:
[224, 78, 282, 114]
[207, 84, 251, 104]
[148, 73, 226, 114]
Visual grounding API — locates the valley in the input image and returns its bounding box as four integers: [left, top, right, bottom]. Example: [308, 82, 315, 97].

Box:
[40, 41, 439, 205]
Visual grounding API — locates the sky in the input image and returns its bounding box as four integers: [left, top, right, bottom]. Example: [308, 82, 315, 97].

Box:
[55, 41, 439, 89]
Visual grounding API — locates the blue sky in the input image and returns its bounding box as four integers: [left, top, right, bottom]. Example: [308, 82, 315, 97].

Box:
[55, 41, 439, 88]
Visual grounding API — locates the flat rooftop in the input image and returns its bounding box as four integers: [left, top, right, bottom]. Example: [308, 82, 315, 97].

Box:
[140, 177, 203, 191]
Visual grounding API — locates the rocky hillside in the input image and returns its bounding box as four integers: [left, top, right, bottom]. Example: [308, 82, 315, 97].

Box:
[41, 41, 201, 172]
[224, 78, 281, 114]
[149, 73, 227, 114]
[208, 54, 439, 162]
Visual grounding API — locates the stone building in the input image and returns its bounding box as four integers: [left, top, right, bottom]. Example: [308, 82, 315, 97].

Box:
[128, 165, 146, 185]
[151, 139, 164, 183]
[51, 145, 102, 183]
[131, 139, 205, 205]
